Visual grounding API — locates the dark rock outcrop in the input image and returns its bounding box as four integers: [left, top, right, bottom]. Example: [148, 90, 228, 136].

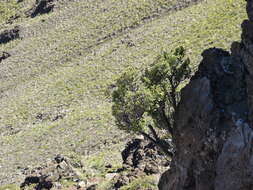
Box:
[159, 1, 253, 189]
[112, 138, 169, 189]
[121, 138, 169, 175]
[29, 0, 57, 18]
[0, 26, 20, 44]
[0, 52, 11, 63]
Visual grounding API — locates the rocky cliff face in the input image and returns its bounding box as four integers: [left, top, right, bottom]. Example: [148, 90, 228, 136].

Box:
[159, 1, 253, 189]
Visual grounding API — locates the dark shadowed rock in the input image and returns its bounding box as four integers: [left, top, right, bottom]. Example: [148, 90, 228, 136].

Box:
[159, 48, 250, 190]
[21, 176, 53, 190]
[215, 123, 253, 190]
[159, 0, 253, 189]
[0, 52, 11, 63]
[29, 0, 57, 18]
[86, 184, 98, 190]
[247, 0, 253, 21]
[112, 138, 169, 189]
[122, 138, 169, 174]
[0, 26, 20, 44]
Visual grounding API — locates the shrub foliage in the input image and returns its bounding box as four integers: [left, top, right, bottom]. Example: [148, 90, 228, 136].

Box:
[112, 47, 191, 155]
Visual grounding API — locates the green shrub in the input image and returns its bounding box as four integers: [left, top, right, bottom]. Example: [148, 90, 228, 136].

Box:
[112, 47, 191, 155]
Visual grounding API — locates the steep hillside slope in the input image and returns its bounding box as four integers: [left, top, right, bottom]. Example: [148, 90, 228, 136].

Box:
[0, 0, 246, 187]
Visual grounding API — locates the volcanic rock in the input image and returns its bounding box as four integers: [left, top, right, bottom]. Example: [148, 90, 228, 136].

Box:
[158, 0, 253, 189]
[112, 138, 169, 189]
[29, 0, 57, 18]
[0, 26, 20, 44]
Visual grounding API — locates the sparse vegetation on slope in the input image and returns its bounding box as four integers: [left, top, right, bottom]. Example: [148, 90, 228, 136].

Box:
[0, 0, 246, 187]
[0, 0, 20, 25]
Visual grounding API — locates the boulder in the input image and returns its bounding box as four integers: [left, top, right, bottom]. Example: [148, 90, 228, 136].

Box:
[158, 1, 253, 189]
[29, 0, 57, 18]
[0, 26, 20, 44]
[112, 138, 169, 189]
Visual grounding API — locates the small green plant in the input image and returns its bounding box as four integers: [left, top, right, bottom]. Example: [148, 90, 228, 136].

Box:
[0, 184, 19, 190]
[112, 47, 191, 156]
[120, 175, 157, 190]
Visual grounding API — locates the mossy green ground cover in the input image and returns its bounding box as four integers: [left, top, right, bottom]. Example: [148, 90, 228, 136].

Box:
[0, 0, 246, 187]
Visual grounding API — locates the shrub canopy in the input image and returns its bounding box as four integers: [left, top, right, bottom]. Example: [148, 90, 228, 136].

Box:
[112, 47, 191, 153]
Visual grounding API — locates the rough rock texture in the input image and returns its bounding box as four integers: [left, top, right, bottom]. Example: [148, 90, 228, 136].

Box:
[29, 0, 57, 18]
[0, 26, 20, 44]
[121, 138, 169, 174]
[159, 1, 253, 189]
[112, 138, 169, 189]
[20, 155, 80, 190]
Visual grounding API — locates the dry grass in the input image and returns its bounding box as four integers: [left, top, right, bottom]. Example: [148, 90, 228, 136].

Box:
[0, 0, 246, 187]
